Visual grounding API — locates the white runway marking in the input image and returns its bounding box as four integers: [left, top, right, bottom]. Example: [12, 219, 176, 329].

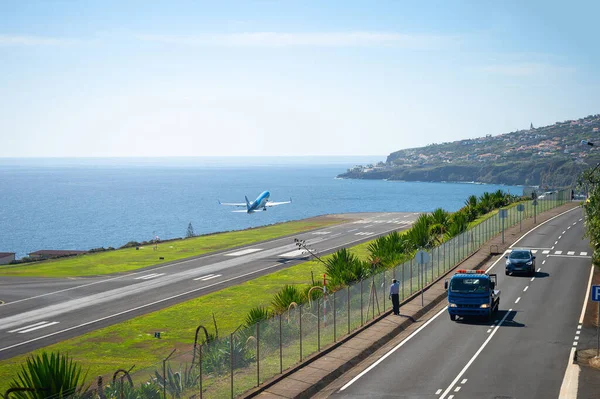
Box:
[278, 249, 309, 258]
[347, 229, 358, 232]
[355, 232, 375, 236]
[135, 273, 165, 280]
[311, 232, 331, 235]
[9, 321, 60, 333]
[193, 274, 222, 281]
[225, 248, 263, 256]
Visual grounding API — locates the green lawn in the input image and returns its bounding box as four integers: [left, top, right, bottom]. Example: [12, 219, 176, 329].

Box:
[0, 218, 345, 278]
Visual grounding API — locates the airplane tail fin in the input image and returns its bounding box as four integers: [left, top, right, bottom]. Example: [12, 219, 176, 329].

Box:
[245, 195, 251, 212]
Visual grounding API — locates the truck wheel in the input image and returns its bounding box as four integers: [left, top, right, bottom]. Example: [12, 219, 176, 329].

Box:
[450, 314, 456, 321]
[505, 270, 509, 276]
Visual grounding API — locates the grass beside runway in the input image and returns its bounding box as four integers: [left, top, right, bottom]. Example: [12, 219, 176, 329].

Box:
[0, 217, 346, 278]
[0, 239, 377, 393]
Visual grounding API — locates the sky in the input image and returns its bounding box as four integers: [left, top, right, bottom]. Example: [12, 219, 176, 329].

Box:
[1, 0, 599, 158]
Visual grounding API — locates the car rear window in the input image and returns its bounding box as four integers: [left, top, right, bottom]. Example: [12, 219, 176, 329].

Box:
[509, 251, 530, 259]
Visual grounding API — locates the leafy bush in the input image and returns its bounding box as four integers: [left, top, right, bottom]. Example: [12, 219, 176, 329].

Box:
[202, 336, 255, 375]
[271, 285, 306, 313]
[8, 352, 89, 399]
[324, 248, 369, 287]
[244, 306, 273, 328]
[152, 364, 199, 398]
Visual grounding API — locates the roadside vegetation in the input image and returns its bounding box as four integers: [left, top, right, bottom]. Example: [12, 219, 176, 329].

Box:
[0, 190, 524, 395]
[580, 168, 600, 267]
[0, 218, 344, 278]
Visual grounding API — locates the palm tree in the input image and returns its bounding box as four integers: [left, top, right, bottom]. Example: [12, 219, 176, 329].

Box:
[325, 248, 369, 287]
[445, 211, 469, 239]
[464, 195, 479, 222]
[405, 213, 433, 250]
[478, 192, 494, 214]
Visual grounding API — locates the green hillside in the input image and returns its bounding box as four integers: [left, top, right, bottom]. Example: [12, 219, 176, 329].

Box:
[339, 114, 600, 188]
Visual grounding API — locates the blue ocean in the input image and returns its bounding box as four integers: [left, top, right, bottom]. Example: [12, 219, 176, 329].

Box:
[0, 157, 523, 259]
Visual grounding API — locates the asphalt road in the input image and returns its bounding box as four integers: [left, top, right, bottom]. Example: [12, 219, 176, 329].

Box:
[331, 206, 593, 399]
[0, 212, 418, 360]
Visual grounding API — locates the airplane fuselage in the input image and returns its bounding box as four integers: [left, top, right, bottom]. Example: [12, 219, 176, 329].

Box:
[248, 191, 270, 213]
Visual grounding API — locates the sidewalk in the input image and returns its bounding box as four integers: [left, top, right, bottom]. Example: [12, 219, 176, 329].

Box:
[245, 202, 581, 399]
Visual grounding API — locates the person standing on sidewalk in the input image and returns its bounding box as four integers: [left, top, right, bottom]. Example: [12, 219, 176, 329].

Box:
[389, 279, 400, 315]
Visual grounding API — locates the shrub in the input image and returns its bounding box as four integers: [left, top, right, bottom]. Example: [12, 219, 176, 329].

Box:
[8, 352, 89, 399]
[272, 285, 306, 313]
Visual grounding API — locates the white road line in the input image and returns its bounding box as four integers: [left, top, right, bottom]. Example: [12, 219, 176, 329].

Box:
[515, 297, 521, 303]
[278, 249, 308, 258]
[567, 251, 575, 255]
[530, 277, 535, 282]
[140, 273, 165, 280]
[364, 225, 374, 228]
[555, 241, 559, 245]
[555, 251, 563, 255]
[558, 264, 594, 398]
[224, 248, 263, 256]
[448, 396, 454, 399]
[8, 321, 50, 333]
[436, 389, 442, 395]
[454, 386, 461, 392]
[486, 328, 492, 333]
[576, 331, 580, 335]
[13, 322, 60, 334]
[559, 236, 562, 240]
[510, 207, 581, 248]
[574, 336, 579, 340]
[537, 268, 541, 272]
[563, 231, 566, 234]
[523, 286, 528, 292]
[542, 260, 546, 265]
[135, 273, 158, 280]
[461, 379, 467, 384]
[580, 252, 588, 256]
[311, 232, 331, 235]
[573, 222, 577, 225]
[532, 250, 538, 254]
[347, 229, 358, 232]
[199, 274, 221, 281]
[549, 255, 592, 259]
[340, 307, 447, 391]
[568, 226, 571, 229]
[439, 309, 513, 399]
[542, 250, 550, 254]
[192, 274, 214, 281]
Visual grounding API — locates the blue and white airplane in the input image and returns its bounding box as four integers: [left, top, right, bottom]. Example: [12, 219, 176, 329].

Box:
[219, 191, 292, 213]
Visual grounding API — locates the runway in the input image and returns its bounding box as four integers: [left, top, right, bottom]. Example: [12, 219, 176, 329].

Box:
[0, 212, 418, 360]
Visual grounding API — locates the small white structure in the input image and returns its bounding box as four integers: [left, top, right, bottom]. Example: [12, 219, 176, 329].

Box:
[0, 252, 15, 265]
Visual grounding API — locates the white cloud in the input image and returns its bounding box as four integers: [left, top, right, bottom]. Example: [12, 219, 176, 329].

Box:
[479, 63, 574, 77]
[134, 31, 456, 48]
[0, 35, 79, 46]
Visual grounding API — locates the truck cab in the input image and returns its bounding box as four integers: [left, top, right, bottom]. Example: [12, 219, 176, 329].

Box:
[445, 269, 500, 321]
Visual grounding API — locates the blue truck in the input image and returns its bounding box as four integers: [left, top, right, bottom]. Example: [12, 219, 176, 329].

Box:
[445, 269, 500, 321]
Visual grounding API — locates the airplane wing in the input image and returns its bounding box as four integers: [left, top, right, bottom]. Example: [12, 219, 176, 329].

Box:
[266, 198, 292, 207]
[231, 210, 249, 213]
[218, 200, 247, 207]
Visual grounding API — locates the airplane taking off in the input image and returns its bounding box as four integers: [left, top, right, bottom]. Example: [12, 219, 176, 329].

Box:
[219, 191, 292, 214]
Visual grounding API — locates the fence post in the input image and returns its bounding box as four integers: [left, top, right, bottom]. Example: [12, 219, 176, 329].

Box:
[299, 305, 303, 362]
[199, 345, 203, 399]
[360, 279, 364, 326]
[347, 285, 350, 334]
[383, 272, 386, 311]
[230, 334, 234, 399]
[333, 290, 337, 342]
[317, 297, 321, 351]
[410, 258, 413, 294]
[256, 322, 260, 387]
[163, 349, 176, 399]
[279, 314, 283, 374]
[437, 246, 440, 277]
[401, 263, 405, 301]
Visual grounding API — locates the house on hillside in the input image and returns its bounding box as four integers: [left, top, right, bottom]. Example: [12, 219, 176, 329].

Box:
[0, 252, 15, 265]
[28, 250, 88, 260]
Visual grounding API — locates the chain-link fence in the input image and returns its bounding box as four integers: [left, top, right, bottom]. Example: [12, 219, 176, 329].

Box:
[32, 192, 569, 399]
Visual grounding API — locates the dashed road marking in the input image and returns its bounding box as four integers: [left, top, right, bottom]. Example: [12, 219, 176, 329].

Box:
[347, 229, 358, 232]
[311, 231, 331, 235]
[532, 249, 538, 254]
[567, 251, 575, 255]
[537, 268, 541, 272]
[461, 379, 467, 384]
[436, 389, 442, 395]
[562, 231, 566, 234]
[135, 273, 165, 280]
[542, 250, 550, 254]
[355, 232, 375, 236]
[555, 241, 559, 245]
[559, 236, 562, 240]
[225, 248, 263, 256]
[9, 321, 60, 334]
[515, 297, 521, 303]
[581, 252, 588, 256]
[542, 260, 546, 265]
[555, 251, 563, 255]
[278, 249, 309, 258]
[193, 274, 222, 281]
[454, 386, 461, 392]
[523, 286, 528, 292]
[531, 277, 535, 282]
